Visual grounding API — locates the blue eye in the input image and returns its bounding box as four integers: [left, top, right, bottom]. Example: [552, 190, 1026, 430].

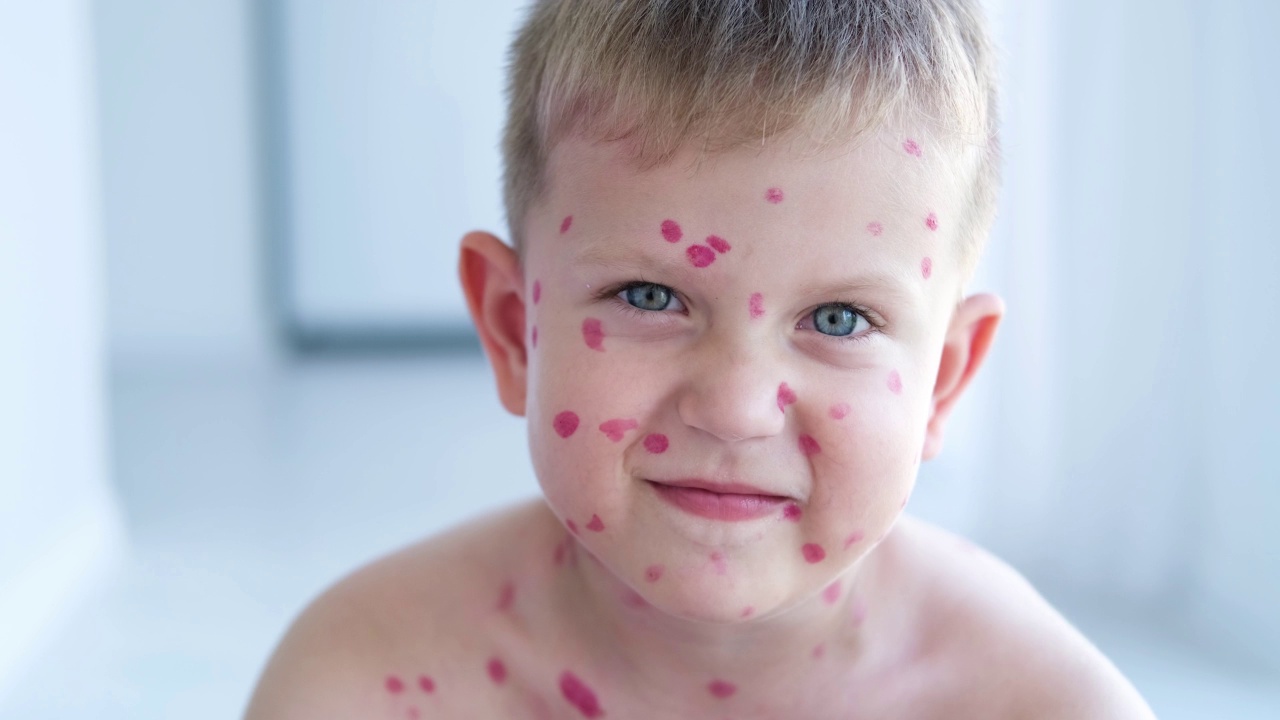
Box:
[623, 283, 673, 311]
[813, 304, 860, 336]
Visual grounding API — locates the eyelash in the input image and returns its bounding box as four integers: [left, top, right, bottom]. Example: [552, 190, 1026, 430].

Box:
[596, 280, 886, 344]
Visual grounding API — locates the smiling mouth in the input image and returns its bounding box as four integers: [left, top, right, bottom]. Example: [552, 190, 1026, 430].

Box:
[647, 480, 790, 522]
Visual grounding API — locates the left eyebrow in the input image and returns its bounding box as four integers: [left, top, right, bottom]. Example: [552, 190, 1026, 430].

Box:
[573, 241, 692, 277]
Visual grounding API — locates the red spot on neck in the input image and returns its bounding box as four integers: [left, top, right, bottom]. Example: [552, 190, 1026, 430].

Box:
[385, 675, 405, 693]
[486, 658, 507, 684]
[660, 219, 683, 243]
[553, 411, 580, 438]
[418, 675, 435, 693]
[560, 671, 605, 718]
[903, 138, 923, 157]
[687, 244, 716, 267]
[925, 212, 939, 231]
[560, 215, 573, 234]
[802, 543, 827, 563]
[765, 187, 785, 203]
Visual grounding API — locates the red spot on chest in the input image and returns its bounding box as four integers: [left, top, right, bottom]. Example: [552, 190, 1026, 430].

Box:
[802, 543, 827, 563]
[829, 402, 850, 420]
[586, 514, 606, 532]
[643, 433, 669, 453]
[708, 680, 737, 699]
[765, 187, 785, 203]
[783, 503, 802, 521]
[486, 658, 507, 684]
[645, 564, 665, 582]
[418, 675, 436, 693]
[385, 675, 405, 693]
[799, 434, 822, 456]
[706, 235, 732, 254]
[660, 219, 683, 243]
[925, 212, 939, 231]
[777, 382, 798, 412]
[582, 318, 606, 351]
[560, 671, 605, 718]
[686, 244, 716, 268]
[561, 215, 574, 234]
[598, 418, 638, 442]
[553, 411, 580, 438]
[749, 292, 765, 319]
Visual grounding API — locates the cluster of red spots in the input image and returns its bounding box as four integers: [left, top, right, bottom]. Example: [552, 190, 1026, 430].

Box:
[829, 402, 850, 420]
[887, 370, 903, 395]
[586, 514, 606, 532]
[532, 280, 542, 304]
[386, 673, 436, 696]
[843, 529, 865, 550]
[783, 503, 802, 521]
[661, 219, 683, 243]
[599, 418, 638, 442]
[710, 552, 728, 575]
[560, 672, 605, 718]
[867, 221, 884, 236]
[798, 435, 822, 456]
[582, 318, 606, 351]
[749, 292, 765, 319]
[496, 582, 516, 612]
[687, 244, 716, 268]
[560, 215, 574, 234]
[776, 382, 797, 412]
[644, 564, 665, 582]
[708, 680, 737, 699]
[765, 187, 785, 203]
[802, 543, 827, 563]
[822, 581, 842, 605]
[643, 433, 669, 454]
[487, 658, 507, 684]
[903, 138, 924, 157]
[925, 212, 939, 231]
[921, 256, 933, 280]
[554, 411, 580, 438]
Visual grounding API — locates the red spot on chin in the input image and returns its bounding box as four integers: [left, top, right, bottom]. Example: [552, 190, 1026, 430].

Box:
[560, 671, 605, 718]
[643, 433, 669, 454]
[925, 212, 939, 231]
[660, 219, 683, 243]
[496, 582, 515, 611]
[829, 402, 850, 420]
[386, 675, 405, 693]
[777, 382, 798, 412]
[740, 606, 755, 618]
[645, 564, 665, 582]
[560, 215, 573, 234]
[710, 552, 728, 575]
[887, 370, 903, 394]
[867, 221, 884, 236]
[783, 503, 802, 521]
[802, 543, 827, 563]
[598, 418, 638, 442]
[822, 581, 842, 604]
[706, 235, 732, 254]
[582, 318, 606, 351]
[903, 138, 923, 157]
[586, 514, 605, 532]
[843, 530, 865, 549]
[553, 411, 580, 438]
[418, 675, 436, 693]
[708, 680, 737, 699]
[799, 435, 822, 456]
[765, 187, 785, 203]
[567, 519, 580, 535]
[922, 256, 933, 279]
[687, 244, 716, 268]
[749, 292, 765, 319]
[487, 658, 507, 684]
[532, 280, 541, 304]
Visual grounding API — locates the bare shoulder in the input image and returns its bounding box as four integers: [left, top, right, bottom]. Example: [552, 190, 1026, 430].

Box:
[885, 516, 1157, 720]
[243, 498, 557, 720]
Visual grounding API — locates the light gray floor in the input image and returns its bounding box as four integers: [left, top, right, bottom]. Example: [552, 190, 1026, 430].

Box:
[4, 355, 1278, 718]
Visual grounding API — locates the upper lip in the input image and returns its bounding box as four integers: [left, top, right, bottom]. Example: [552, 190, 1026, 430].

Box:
[648, 478, 787, 497]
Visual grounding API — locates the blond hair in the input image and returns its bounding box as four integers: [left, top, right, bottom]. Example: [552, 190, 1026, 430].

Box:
[502, 0, 1000, 278]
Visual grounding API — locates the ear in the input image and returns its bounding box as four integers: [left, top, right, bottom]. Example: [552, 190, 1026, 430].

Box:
[921, 292, 1005, 461]
[458, 230, 528, 416]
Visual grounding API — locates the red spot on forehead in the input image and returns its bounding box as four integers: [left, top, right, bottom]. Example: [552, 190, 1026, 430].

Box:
[799, 435, 822, 456]
[645, 564, 665, 582]
[708, 680, 737, 699]
[829, 402, 850, 420]
[887, 370, 903, 394]
[765, 187, 785, 203]
[925, 212, 939, 231]
[643, 433, 669, 454]
[553, 411, 580, 438]
[532, 280, 541, 304]
[822, 581, 842, 604]
[843, 530, 865, 549]
[418, 675, 435, 693]
[783, 503, 802, 521]
[921, 256, 933, 279]
[496, 582, 515, 611]
[586, 514, 606, 532]
[706, 235, 732, 254]
[660, 219, 683, 243]
[598, 418, 638, 442]
[802, 543, 827, 563]
[560, 215, 573, 234]
[686, 244, 716, 268]
[386, 675, 405, 693]
[560, 671, 605, 718]
[582, 318, 606, 351]
[777, 382, 798, 412]
[749, 292, 765, 319]
[903, 138, 923, 157]
[867, 221, 884, 236]
[487, 658, 507, 684]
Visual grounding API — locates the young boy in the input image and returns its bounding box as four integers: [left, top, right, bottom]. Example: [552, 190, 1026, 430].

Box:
[246, 1, 1156, 718]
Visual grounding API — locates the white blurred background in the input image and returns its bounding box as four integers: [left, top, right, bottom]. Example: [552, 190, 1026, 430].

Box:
[2, 0, 1278, 717]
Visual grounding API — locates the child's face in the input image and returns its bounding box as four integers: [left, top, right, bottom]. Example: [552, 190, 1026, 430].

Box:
[472, 131, 995, 622]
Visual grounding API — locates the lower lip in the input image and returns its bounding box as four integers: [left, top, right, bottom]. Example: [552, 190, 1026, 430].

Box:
[649, 482, 789, 521]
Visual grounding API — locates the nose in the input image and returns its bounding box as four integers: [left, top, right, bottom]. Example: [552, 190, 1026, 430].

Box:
[675, 332, 788, 443]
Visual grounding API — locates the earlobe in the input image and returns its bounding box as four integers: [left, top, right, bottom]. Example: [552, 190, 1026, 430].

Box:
[458, 231, 529, 416]
[921, 292, 1005, 461]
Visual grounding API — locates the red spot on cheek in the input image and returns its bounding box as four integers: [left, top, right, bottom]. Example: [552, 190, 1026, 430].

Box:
[765, 187, 785, 203]
[829, 402, 850, 420]
[799, 435, 822, 456]
[660, 219, 683, 243]
[418, 675, 436, 693]
[749, 292, 765, 319]
[553, 411, 580, 438]
[687, 244, 716, 268]
[560, 215, 573, 234]
[708, 680, 737, 699]
[822, 581, 842, 604]
[586, 514, 605, 532]
[887, 370, 903, 394]
[903, 138, 923, 157]
[645, 564, 665, 582]
[777, 382, 797, 412]
[643, 433, 669, 454]
[559, 671, 605, 718]
[925, 212, 939, 231]
[843, 530, 865, 549]
[802, 543, 827, 563]
[598, 418, 639, 442]
[487, 658, 507, 684]
[922, 256, 933, 279]
[532, 280, 541, 304]
[496, 582, 515, 611]
[706, 235, 732, 254]
[867, 221, 884, 236]
[783, 503, 802, 521]
[582, 318, 606, 351]
[386, 675, 405, 693]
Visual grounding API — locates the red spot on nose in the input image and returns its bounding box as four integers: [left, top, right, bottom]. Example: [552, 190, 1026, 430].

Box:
[582, 318, 606, 351]
[386, 675, 405, 693]
[553, 411, 580, 438]
[586, 514, 605, 532]
[887, 370, 903, 394]
[765, 187, 785, 203]
[418, 675, 436, 693]
[660, 219, 683, 243]
[925, 212, 939, 231]
[687, 244, 716, 268]
[487, 658, 507, 684]
[867, 221, 884, 236]
[598, 418, 638, 442]
[843, 530, 865, 549]
[829, 402, 850, 420]
[802, 543, 827, 563]
[643, 433, 669, 454]
[903, 138, 923, 157]
[560, 671, 605, 718]
[749, 292, 765, 319]
[799, 435, 822, 456]
[560, 215, 573, 234]
[708, 680, 737, 699]
[922, 256, 933, 279]
[783, 503, 802, 521]
[777, 382, 798, 412]
[645, 564, 664, 582]
[706, 235, 732, 254]
[496, 582, 515, 611]
[822, 581, 842, 604]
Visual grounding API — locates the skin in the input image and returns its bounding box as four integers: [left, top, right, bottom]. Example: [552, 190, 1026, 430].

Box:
[243, 132, 1156, 719]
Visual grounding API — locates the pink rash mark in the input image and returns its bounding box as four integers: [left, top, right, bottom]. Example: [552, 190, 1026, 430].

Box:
[560, 672, 605, 718]
[599, 418, 638, 442]
[783, 503, 802, 521]
[749, 292, 765, 319]
[921, 256, 933, 279]
[706, 235, 732, 254]
[532, 280, 541, 304]
[553, 411, 580, 438]
[567, 519, 580, 535]
[822, 581, 842, 605]
[777, 382, 797, 412]
[799, 434, 822, 456]
[813, 644, 826, 659]
[531, 326, 538, 348]
[686, 244, 716, 268]
[487, 658, 507, 684]
[765, 187, 785, 203]
[643, 433, 669, 454]
[553, 540, 567, 565]
[802, 543, 827, 563]
[740, 606, 755, 618]
[710, 552, 728, 575]
[418, 675, 436, 693]
[844, 530, 865, 549]
[560, 215, 573, 234]
[386, 675, 405, 693]
[582, 318, 606, 351]
[887, 370, 903, 394]
[407, 707, 420, 720]
[852, 597, 868, 626]
[925, 212, 939, 231]
[903, 138, 923, 157]
[496, 582, 515, 611]
[586, 514, 605, 532]
[708, 680, 737, 699]
[660, 219, 683, 243]
[867, 221, 884, 236]
[829, 402, 850, 420]
[645, 564, 665, 582]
